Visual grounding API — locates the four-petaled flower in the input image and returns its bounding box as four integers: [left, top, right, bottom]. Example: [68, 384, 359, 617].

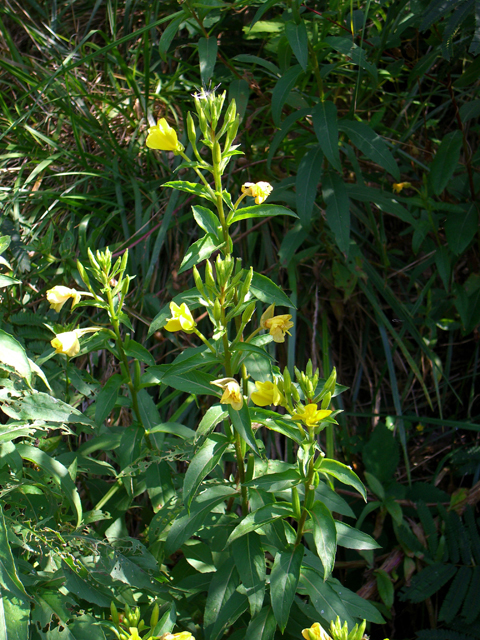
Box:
[292, 403, 332, 427]
[46, 286, 82, 313]
[146, 118, 183, 153]
[302, 622, 332, 640]
[51, 327, 102, 358]
[251, 380, 284, 407]
[164, 302, 196, 333]
[161, 633, 196, 640]
[241, 181, 273, 204]
[211, 378, 243, 411]
[260, 304, 294, 343]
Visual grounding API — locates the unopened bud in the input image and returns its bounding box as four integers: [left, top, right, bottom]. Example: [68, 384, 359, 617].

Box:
[205, 260, 216, 290]
[239, 267, 253, 301]
[292, 486, 302, 520]
[187, 112, 197, 146]
[213, 298, 222, 322]
[213, 141, 222, 165]
[241, 300, 256, 325]
[291, 384, 300, 402]
[110, 602, 119, 626]
[193, 265, 205, 295]
[121, 274, 130, 297]
[77, 260, 90, 287]
[306, 359, 313, 378]
[150, 603, 159, 629]
[321, 391, 331, 410]
[283, 366, 292, 394]
[324, 367, 337, 394]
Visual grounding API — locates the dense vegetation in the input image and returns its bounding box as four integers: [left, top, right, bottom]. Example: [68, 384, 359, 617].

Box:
[0, 0, 479, 638]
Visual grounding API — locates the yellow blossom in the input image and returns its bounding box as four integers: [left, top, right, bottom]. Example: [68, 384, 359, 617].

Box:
[51, 327, 102, 358]
[241, 181, 273, 205]
[260, 304, 294, 343]
[302, 622, 332, 640]
[251, 380, 284, 407]
[392, 182, 411, 194]
[146, 118, 183, 152]
[160, 632, 195, 640]
[211, 378, 243, 411]
[292, 403, 332, 427]
[164, 302, 196, 333]
[46, 286, 82, 312]
[128, 629, 141, 640]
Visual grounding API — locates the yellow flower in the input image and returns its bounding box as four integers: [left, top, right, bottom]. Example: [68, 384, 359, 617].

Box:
[160, 632, 195, 640]
[392, 182, 411, 193]
[164, 302, 196, 333]
[46, 286, 82, 312]
[292, 403, 332, 427]
[146, 118, 183, 152]
[128, 629, 141, 640]
[241, 181, 273, 204]
[211, 378, 243, 411]
[302, 622, 332, 640]
[260, 304, 294, 343]
[251, 380, 284, 407]
[51, 327, 102, 357]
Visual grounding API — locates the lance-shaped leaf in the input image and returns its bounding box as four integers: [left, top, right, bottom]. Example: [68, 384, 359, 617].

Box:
[339, 119, 400, 180]
[183, 434, 230, 508]
[316, 458, 366, 501]
[228, 204, 297, 224]
[232, 532, 266, 616]
[313, 101, 342, 172]
[270, 545, 303, 632]
[310, 501, 337, 579]
[228, 405, 261, 456]
[227, 503, 294, 545]
[335, 521, 381, 550]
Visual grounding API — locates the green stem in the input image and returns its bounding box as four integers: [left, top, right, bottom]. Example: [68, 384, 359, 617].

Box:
[295, 454, 316, 547]
[192, 327, 217, 354]
[94, 479, 122, 511]
[105, 288, 153, 450]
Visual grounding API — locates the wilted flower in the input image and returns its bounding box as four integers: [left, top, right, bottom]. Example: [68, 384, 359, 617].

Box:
[161, 632, 196, 640]
[46, 286, 82, 312]
[164, 302, 196, 333]
[51, 327, 102, 358]
[251, 380, 284, 407]
[302, 622, 332, 640]
[292, 403, 332, 427]
[260, 304, 294, 343]
[146, 118, 183, 152]
[392, 182, 411, 194]
[211, 378, 243, 410]
[241, 181, 273, 204]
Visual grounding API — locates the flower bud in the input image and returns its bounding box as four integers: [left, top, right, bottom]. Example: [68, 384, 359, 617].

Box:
[321, 391, 331, 410]
[150, 603, 159, 629]
[291, 384, 300, 403]
[213, 141, 222, 165]
[121, 274, 130, 297]
[239, 267, 253, 301]
[187, 112, 197, 146]
[213, 298, 222, 323]
[283, 366, 292, 395]
[205, 260, 216, 290]
[306, 359, 313, 378]
[77, 260, 90, 288]
[241, 300, 256, 325]
[292, 486, 302, 520]
[225, 115, 240, 150]
[224, 98, 237, 125]
[192, 265, 205, 296]
[110, 602, 120, 626]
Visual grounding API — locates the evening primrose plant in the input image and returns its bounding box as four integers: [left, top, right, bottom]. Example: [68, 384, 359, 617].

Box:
[0, 91, 384, 638]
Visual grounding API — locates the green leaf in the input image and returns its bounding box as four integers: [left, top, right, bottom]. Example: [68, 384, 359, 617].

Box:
[144, 348, 217, 380]
[229, 204, 298, 224]
[0, 236, 11, 253]
[0, 594, 30, 640]
[312, 101, 342, 172]
[124, 339, 155, 366]
[148, 422, 195, 440]
[95, 374, 123, 426]
[325, 36, 377, 82]
[346, 184, 415, 225]
[178, 234, 221, 274]
[183, 434, 230, 507]
[339, 119, 400, 180]
[322, 172, 350, 255]
[375, 569, 394, 609]
[245, 606, 276, 640]
[228, 405, 261, 456]
[0, 330, 31, 386]
[232, 532, 266, 616]
[2, 390, 93, 427]
[196, 404, 228, 440]
[0, 505, 28, 604]
[285, 21, 308, 71]
[192, 205, 221, 239]
[198, 36, 218, 84]
[162, 370, 220, 396]
[0, 275, 21, 288]
[270, 545, 303, 632]
[16, 444, 83, 527]
[227, 503, 294, 544]
[439, 565, 470, 623]
[317, 458, 366, 500]
[136, 389, 161, 433]
[401, 563, 457, 603]
[204, 561, 248, 640]
[310, 501, 337, 579]
[271, 65, 303, 127]
[335, 522, 381, 550]
[163, 180, 215, 203]
[429, 130, 463, 195]
[445, 203, 478, 255]
[300, 567, 355, 627]
[159, 13, 185, 60]
[296, 145, 323, 228]
[329, 581, 385, 623]
[244, 469, 301, 493]
[165, 485, 236, 555]
[250, 272, 294, 308]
